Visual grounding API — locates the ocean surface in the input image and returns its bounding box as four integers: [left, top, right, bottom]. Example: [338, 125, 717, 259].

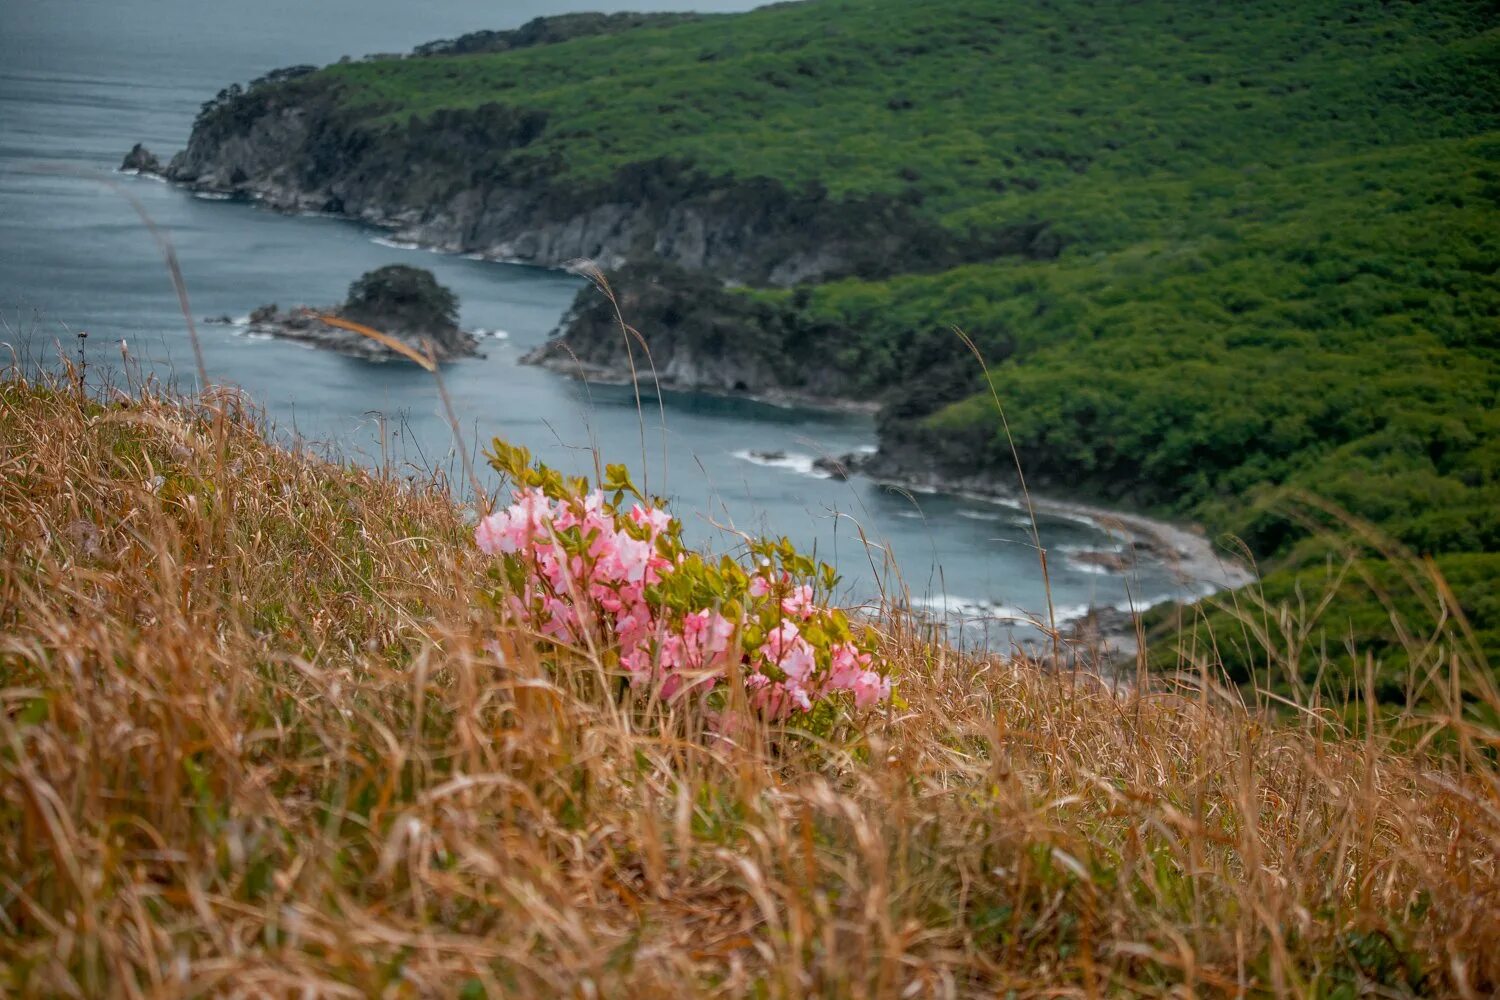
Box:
[0, 0, 1232, 647]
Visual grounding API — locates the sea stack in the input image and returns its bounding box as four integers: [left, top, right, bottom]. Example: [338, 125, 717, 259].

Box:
[119, 143, 163, 175]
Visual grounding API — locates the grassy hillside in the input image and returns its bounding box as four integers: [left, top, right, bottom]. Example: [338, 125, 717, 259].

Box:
[187, 0, 1499, 700]
[3, 372, 1499, 995]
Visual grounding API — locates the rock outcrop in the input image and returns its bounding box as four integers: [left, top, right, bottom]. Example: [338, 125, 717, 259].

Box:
[239, 265, 479, 363]
[120, 144, 162, 175]
[520, 262, 875, 408]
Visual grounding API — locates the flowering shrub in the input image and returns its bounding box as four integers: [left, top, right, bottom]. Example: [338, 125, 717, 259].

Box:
[476, 440, 892, 720]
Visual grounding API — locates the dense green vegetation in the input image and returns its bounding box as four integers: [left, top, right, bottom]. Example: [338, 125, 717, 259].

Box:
[410, 12, 705, 58]
[342, 264, 459, 336]
[225, 0, 1499, 699]
[306, 0, 1496, 219]
[801, 139, 1499, 547]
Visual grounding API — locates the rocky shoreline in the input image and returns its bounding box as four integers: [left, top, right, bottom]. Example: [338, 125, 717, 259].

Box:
[732, 443, 1253, 662]
[121, 127, 1045, 290]
[519, 346, 881, 415]
[850, 450, 1255, 593]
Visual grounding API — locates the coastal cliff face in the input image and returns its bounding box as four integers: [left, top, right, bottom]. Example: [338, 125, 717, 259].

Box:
[162, 83, 1053, 289]
[521, 262, 873, 405]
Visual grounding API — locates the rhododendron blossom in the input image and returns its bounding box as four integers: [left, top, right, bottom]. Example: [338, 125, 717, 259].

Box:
[476, 442, 894, 721]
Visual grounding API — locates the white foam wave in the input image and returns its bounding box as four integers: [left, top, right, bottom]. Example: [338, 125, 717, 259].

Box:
[732, 449, 831, 479]
[906, 595, 1046, 623]
[908, 591, 1191, 627]
[192, 190, 233, 201]
[1113, 593, 1183, 614]
[370, 236, 422, 250]
[947, 490, 1024, 510]
[473, 328, 510, 340]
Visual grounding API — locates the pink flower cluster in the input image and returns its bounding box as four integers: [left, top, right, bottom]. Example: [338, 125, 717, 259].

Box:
[475, 487, 891, 717]
[744, 590, 890, 717]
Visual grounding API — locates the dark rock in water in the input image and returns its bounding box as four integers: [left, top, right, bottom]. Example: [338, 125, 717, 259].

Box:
[120, 143, 162, 175]
[205, 314, 234, 325]
[812, 455, 851, 480]
[840, 450, 876, 474]
[237, 266, 479, 363]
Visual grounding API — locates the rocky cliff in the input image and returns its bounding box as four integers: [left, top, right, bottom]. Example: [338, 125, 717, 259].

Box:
[521, 262, 876, 407]
[151, 82, 1053, 289]
[141, 10, 1062, 289]
[140, 2, 1065, 292]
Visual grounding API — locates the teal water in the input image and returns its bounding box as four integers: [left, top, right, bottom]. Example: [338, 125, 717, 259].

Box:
[0, 0, 1230, 648]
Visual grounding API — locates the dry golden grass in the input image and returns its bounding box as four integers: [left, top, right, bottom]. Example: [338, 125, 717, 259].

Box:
[2, 369, 1497, 998]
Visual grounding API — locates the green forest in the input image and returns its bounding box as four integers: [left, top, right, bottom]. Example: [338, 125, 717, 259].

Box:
[235, 0, 1499, 700]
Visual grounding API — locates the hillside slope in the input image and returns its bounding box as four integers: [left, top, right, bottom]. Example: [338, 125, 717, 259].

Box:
[4, 373, 1499, 994]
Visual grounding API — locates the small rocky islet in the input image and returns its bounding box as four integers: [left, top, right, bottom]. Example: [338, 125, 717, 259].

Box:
[215, 264, 480, 363]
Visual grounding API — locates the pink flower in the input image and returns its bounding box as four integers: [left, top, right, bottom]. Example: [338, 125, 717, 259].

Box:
[474, 466, 890, 718]
[781, 583, 815, 620]
[749, 678, 813, 718]
[477, 487, 556, 555]
[620, 645, 655, 678]
[539, 596, 579, 641]
[629, 503, 672, 537]
[474, 512, 508, 555]
[762, 620, 816, 684]
[827, 643, 870, 691]
[851, 669, 891, 710]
